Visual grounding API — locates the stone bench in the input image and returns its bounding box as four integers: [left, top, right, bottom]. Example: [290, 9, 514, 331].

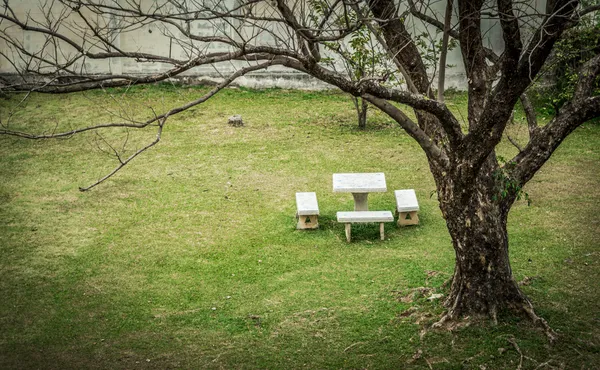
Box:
[394, 189, 420, 226]
[337, 211, 394, 242]
[296, 192, 319, 229]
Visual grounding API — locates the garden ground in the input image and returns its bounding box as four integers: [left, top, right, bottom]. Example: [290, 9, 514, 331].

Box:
[0, 86, 598, 369]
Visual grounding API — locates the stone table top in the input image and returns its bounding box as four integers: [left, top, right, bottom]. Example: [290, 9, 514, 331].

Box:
[332, 173, 387, 193]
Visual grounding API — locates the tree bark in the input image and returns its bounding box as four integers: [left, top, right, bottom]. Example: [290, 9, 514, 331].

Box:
[437, 0, 454, 102]
[358, 97, 368, 129]
[351, 96, 368, 129]
[441, 180, 522, 321]
[432, 156, 555, 338]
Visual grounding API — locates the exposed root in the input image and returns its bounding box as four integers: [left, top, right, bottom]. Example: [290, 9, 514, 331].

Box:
[507, 337, 524, 370]
[521, 302, 558, 343]
[490, 304, 498, 326]
[440, 276, 453, 289]
[431, 312, 453, 329]
[433, 283, 557, 342]
[431, 312, 472, 331]
[506, 336, 559, 370]
[433, 303, 557, 341]
[462, 351, 484, 365]
[534, 360, 555, 369]
[423, 357, 433, 370]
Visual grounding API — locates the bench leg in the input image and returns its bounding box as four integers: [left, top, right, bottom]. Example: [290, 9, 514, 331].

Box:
[297, 214, 319, 230]
[380, 223, 385, 240]
[397, 211, 419, 226]
[345, 223, 351, 242]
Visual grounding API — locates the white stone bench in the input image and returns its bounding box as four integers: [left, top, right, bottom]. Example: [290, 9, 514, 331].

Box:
[296, 192, 319, 229]
[394, 189, 420, 226]
[337, 211, 394, 242]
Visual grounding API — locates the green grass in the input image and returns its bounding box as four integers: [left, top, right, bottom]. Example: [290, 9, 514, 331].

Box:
[0, 85, 598, 369]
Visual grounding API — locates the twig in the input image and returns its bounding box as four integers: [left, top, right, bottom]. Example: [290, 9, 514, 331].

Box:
[462, 351, 484, 364]
[507, 134, 523, 152]
[534, 360, 554, 369]
[424, 356, 433, 370]
[211, 352, 227, 363]
[343, 342, 364, 352]
[79, 118, 165, 191]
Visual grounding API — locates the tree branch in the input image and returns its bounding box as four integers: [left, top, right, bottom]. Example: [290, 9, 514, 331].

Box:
[79, 118, 165, 192]
[506, 134, 523, 152]
[407, 0, 499, 65]
[437, 0, 454, 102]
[359, 81, 464, 147]
[498, 0, 523, 73]
[368, 0, 432, 96]
[510, 53, 600, 186]
[362, 93, 447, 164]
[1, 58, 295, 139]
[520, 92, 538, 137]
[349, 2, 419, 94]
[579, 4, 600, 17]
[457, 0, 488, 129]
[75, 59, 289, 190]
[463, 0, 580, 176]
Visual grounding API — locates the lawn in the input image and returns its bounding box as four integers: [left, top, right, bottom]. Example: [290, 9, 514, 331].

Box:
[0, 85, 598, 369]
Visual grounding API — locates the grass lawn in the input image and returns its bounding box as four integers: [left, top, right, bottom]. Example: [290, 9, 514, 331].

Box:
[0, 85, 598, 369]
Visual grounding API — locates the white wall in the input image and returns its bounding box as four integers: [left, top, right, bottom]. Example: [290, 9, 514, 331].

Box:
[0, 0, 533, 90]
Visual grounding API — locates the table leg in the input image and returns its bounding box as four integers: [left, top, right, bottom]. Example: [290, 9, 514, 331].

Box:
[352, 193, 368, 211]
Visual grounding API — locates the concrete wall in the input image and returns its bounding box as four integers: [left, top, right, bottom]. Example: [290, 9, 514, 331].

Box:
[0, 0, 543, 90]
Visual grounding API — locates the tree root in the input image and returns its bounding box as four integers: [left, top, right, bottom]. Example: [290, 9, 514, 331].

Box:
[507, 336, 560, 369]
[520, 302, 558, 343]
[431, 312, 453, 329]
[430, 312, 472, 331]
[507, 336, 524, 370]
[431, 299, 557, 343]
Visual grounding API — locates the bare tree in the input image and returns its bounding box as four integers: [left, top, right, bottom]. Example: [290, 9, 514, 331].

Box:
[1, 0, 599, 338]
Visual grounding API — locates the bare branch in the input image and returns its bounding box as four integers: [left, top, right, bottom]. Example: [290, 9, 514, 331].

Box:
[349, 2, 419, 94]
[509, 54, 600, 186]
[579, 4, 600, 17]
[520, 92, 538, 137]
[79, 118, 165, 192]
[463, 0, 580, 176]
[457, 0, 489, 129]
[1, 58, 293, 139]
[437, 0, 454, 102]
[362, 93, 447, 164]
[498, 0, 523, 73]
[368, 0, 432, 95]
[506, 134, 523, 152]
[407, 0, 499, 64]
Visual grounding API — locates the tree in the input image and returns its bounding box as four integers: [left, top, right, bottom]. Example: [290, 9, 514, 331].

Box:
[325, 24, 378, 129]
[532, 0, 600, 116]
[1, 0, 599, 339]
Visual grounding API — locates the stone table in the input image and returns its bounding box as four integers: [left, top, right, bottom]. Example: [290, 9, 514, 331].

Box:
[332, 172, 387, 211]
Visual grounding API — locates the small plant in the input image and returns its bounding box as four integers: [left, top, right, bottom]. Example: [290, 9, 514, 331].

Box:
[493, 156, 531, 206]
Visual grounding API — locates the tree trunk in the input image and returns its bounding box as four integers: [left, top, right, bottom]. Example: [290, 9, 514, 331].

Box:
[353, 96, 368, 129]
[432, 157, 554, 338]
[442, 188, 524, 322]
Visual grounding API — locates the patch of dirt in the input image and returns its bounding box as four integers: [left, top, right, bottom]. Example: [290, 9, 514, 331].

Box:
[395, 287, 434, 303]
[518, 275, 541, 286]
